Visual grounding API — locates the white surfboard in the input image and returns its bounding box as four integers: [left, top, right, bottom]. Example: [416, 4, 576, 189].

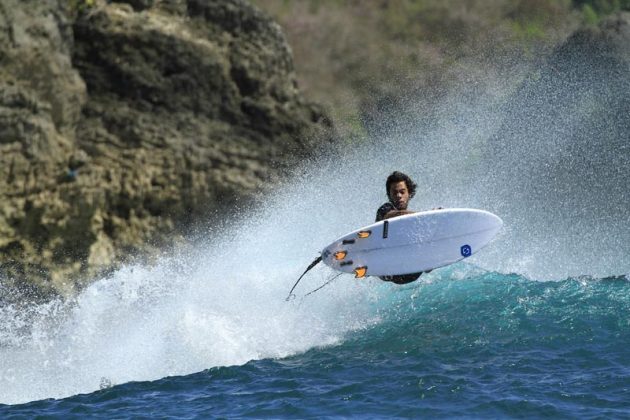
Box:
[321, 208, 502, 278]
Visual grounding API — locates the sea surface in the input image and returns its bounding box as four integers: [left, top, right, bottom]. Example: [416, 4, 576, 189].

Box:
[2, 266, 629, 418]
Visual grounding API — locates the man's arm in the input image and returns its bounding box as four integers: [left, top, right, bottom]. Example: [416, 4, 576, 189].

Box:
[376, 202, 396, 222]
[383, 209, 415, 220]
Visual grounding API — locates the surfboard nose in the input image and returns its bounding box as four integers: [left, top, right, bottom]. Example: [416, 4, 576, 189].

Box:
[483, 211, 503, 239]
[473, 209, 503, 231]
[489, 212, 503, 229]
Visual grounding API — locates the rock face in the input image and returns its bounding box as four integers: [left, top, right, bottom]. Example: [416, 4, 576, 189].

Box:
[0, 0, 332, 300]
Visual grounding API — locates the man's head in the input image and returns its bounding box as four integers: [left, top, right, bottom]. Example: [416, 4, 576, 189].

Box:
[386, 171, 417, 210]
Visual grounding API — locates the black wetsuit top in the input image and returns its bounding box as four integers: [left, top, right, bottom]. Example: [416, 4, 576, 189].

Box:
[375, 202, 396, 222]
[375, 202, 422, 284]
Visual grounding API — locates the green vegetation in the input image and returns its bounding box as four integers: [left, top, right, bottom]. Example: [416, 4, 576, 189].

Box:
[574, 0, 630, 24]
[574, 0, 630, 13]
[66, 0, 95, 17]
[582, 4, 600, 23]
[251, 0, 594, 139]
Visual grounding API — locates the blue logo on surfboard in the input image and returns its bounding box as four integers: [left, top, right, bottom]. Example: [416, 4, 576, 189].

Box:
[460, 244, 472, 257]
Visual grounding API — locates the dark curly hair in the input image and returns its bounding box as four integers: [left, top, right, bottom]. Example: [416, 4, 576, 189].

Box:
[386, 171, 417, 200]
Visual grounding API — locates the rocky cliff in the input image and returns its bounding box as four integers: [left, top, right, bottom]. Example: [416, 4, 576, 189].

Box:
[0, 0, 332, 300]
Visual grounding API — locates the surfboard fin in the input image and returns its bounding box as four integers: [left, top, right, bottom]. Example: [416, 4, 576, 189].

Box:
[354, 266, 368, 278]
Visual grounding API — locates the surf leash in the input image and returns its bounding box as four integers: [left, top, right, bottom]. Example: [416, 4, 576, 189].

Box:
[304, 272, 342, 298]
[285, 255, 322, 301]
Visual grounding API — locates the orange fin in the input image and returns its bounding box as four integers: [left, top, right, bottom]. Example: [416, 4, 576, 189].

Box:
[354, 266, 368, 278]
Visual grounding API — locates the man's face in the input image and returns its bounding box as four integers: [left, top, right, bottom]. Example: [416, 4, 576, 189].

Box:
[388, 181, 410, 210]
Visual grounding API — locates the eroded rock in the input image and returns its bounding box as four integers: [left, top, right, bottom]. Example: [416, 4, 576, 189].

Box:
[0, 0, 333, 300]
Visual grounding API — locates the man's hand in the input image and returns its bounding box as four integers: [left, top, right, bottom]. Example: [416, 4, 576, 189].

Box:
[383, 209, 415, 220]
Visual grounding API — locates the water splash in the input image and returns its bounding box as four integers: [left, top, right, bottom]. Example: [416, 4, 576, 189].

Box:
[1, 43, 628, 404]
[0, 248, 383, 404]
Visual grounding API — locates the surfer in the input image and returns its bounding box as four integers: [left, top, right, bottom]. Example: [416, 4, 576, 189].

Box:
[376, 171, 424, 284]
[375, 171, 417, 222]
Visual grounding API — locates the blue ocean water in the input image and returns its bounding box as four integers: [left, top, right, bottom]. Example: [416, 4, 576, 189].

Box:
[2, 269, 629, 418]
